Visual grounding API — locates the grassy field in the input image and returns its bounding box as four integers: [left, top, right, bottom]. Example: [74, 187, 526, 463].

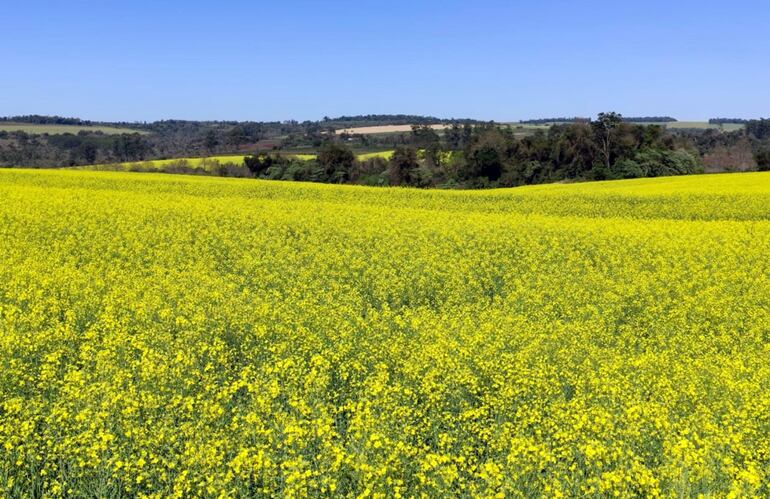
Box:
[503, 123, 554, 130]
[657, 121, 746, 132]
[1, 170, 769, 496]
[0, 123, 146, 135]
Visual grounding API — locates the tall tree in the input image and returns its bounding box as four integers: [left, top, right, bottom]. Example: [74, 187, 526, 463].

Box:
[592, 112, 623, 169]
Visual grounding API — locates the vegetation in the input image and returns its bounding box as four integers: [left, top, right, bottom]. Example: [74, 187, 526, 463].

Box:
[3, 114, 770, 189]
[709, 118, 751, 125]
[1, 115, 101, 126]
[1, 169, 769, 496]
[311, 117, 704, 188]
[746, 118, 770, 139]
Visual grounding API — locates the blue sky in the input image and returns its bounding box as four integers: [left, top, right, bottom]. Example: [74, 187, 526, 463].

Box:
[2, 0, 768, 122]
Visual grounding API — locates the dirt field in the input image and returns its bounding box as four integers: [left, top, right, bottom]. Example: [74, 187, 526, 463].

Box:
[334, 124, 451, 135]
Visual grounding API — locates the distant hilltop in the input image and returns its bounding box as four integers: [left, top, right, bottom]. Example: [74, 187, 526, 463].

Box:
[0, 114, 486, 129]
[519, 116, 678, 124]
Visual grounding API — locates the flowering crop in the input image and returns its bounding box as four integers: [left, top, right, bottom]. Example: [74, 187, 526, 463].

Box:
[1, 169, 769, 497]
[71, 151, 394, 173]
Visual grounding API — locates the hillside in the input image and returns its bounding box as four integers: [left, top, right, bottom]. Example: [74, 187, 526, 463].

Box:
[0, 122, 147, 135]
[1, 169, 768, 496]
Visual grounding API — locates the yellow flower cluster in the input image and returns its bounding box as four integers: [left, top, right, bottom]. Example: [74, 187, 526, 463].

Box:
[1, 169, 769, 497]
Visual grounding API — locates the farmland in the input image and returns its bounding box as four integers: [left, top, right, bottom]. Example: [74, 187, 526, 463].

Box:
[509, 121, 747, 132]
[333, 121, 745, 138]
[355, 150, 394, 161]
[72, 155, 248, 172]
[649, 121, 746, 132]
[334, 124, 451, 135]
[335, 123, 549, 137]
[1, 169, 769, 496]
[0, 123, 146, 135]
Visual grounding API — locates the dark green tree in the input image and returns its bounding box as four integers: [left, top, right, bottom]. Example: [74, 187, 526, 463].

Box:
[317, 142, 355, 182]
[244, 153, 273, 176]
[466, 129, 506, 181]
[387, 147, 419, 185]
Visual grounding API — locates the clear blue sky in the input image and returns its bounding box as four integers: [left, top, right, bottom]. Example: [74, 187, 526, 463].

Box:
[2, 0, 768, 122]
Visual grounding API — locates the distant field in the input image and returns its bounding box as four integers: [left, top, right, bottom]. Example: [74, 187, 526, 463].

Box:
[503, 123, 552, 130]
[335, 124, 451, 135]
[658, 121, 745, 132]
[505, 123, 553, 135]
[72, 151, 396, 172]
[337, 123, 549, 137]
[0, 122, 147, 135]
[290, 154, 318, 161]
[508, 121, 746, 132]
[73, 155, 247, 172]
[283, 151, 394, 161]
[335, 121, 747, 137]
[357, 150, 394, 160]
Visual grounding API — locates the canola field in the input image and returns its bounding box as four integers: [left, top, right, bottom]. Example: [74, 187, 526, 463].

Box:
[74, 151, 394, 174]
[1, 169, 769, 497]
[74, 155, 249, 172]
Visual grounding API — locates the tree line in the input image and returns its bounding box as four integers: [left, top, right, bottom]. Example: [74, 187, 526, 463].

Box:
[0, 131, 151, 166]
[237, 114, 770, 188]
[0, 115, 92, 125]
[709, 118, 751, 125]
[2, 114, 769, 187]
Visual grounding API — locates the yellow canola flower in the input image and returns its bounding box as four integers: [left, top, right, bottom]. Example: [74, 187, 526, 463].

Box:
[0, 169, 769, 496]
